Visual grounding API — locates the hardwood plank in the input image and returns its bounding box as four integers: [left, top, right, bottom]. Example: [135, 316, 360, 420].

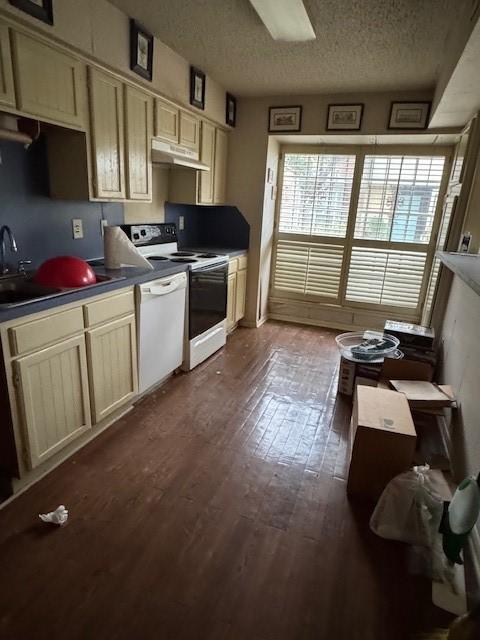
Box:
[0, 321, 452, 639]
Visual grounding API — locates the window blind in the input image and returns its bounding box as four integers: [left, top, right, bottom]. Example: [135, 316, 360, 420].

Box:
[354, 155, 445, 244]
[346, 247, 427, 308]
[273, 239, 344, 299]
[279, 154, 356, 237]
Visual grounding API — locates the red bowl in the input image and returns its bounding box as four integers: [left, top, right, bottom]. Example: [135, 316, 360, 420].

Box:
[34, 256, 97, 288]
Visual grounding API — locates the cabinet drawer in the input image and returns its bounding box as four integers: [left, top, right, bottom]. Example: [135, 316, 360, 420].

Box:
[228, 258, 238, 274]
[84, 290, 134, 327]
[238, 254, 248, 271]
[9, 307, 84, 356]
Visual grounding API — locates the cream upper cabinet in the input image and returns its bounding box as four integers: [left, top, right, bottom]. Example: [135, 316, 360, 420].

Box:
[11, 31, 86, 128]
[89, 68, 125, 199]
[86, 314, 138, 424]
[155, 97, 179, 143]
[214, 128, 228, 204]
[198, 121, 215, 204]
[0, 23, 15, 109]
[125, 85, 153, 201]
[235, 268, 247, 322]
[15, 335, 92, 469]
[179, 110, 200, 152]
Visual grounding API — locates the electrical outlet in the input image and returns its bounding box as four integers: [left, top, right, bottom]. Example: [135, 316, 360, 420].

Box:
[100, 219, 108, 236]
[179, 216, 185, 231]
[72, 218, 84, 240]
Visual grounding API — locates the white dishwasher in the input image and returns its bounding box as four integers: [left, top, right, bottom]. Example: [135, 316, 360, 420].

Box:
[136, 272, 187, 394]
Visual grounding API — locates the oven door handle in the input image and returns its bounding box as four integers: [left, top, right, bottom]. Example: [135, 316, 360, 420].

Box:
[147, 281, 181, 296]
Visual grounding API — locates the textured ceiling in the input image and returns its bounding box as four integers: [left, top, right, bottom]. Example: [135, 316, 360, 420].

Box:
[110, 0, 467, 96]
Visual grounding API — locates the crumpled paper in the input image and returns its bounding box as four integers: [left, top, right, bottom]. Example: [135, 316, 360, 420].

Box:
[39, 505, 68, 526]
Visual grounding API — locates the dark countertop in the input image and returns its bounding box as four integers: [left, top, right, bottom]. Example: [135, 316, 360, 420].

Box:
[184, 247, 248, 258]
[438, 251, 480, 296]
[0, 262, 188, 323]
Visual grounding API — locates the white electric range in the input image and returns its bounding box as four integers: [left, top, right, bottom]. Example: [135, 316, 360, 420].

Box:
[121, 223, 228, 371]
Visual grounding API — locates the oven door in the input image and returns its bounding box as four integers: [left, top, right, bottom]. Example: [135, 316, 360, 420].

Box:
[189, 262, 228, 340]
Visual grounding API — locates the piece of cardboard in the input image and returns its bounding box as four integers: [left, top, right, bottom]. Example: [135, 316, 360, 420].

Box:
[347, 386, 417, 501]
[380, 358, 433, 382]
[389, 380, 454, 408]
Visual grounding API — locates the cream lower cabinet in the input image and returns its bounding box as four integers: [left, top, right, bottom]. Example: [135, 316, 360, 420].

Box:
[14, 335, 92, 469]
[0, 23, 15, 109]
[227, 255, 248, 332]
[86, 314, 138, 424]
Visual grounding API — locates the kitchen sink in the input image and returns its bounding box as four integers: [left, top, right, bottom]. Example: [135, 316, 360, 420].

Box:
[0, 273, 126, 308]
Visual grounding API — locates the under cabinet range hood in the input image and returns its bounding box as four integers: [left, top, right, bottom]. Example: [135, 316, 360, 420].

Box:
[151, 138, 210, 171]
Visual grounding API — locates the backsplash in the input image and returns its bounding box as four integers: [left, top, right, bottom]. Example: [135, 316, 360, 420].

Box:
[165, 202, 249, 250]
[0, 136, 124, 269]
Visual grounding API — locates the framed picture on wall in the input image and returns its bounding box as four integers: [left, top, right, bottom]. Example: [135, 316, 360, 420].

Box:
[226, 93, 236, 127]
[130, 20, 154, 81]
[9, 0, 53, 25]
[268, 106, 302, 132]
[326, 104, 363, 130]
[190, 67, 206, 110]
[388, 102, 431, 129]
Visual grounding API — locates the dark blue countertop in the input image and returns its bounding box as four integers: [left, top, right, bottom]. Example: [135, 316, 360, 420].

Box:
[0, 262, 188, 323]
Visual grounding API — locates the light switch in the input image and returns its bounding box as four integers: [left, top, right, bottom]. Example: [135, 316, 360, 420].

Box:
[179, 216, 185, 231]
[100, 219, 108, 236]
[72, 218, 84, 239]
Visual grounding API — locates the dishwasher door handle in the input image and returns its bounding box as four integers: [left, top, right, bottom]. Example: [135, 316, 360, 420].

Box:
[147, 281, 181, 296]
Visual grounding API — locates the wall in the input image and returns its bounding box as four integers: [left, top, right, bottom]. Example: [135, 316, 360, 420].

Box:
[0, 137, 123, 267]
[0, 0, 228, 127]
[226, 89, 436, 325]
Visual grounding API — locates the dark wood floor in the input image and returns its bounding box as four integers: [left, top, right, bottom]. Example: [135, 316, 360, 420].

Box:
[0, 322, 451, 639]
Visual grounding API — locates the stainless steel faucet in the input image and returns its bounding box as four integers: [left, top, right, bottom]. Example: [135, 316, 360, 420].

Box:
[0, 225, 18, 275]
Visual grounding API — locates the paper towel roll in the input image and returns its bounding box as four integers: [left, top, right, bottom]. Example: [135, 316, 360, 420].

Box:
[104, 226, 154, 270]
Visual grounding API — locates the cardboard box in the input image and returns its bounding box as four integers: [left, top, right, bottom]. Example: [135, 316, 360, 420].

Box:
[380, 357, 433, 382]
[347, 386, 417, 501]
[389, 380, 454, 409]
[337, 356, 382, 396]
[384, 320, 435, 351]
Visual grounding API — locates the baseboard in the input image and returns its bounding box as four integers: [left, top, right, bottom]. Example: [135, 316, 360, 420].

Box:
[268, 312, 354, 332]
[240, 315, 268, 329]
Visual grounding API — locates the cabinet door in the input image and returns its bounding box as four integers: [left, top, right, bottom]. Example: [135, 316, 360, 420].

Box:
[125, 85, 153, 201]
[235, 268, 247, 323]
[89, 68, 125, 199]
[214, 128, 228, 204]
[179, 110, 200, 152]
[0, 23, 15, 109]
[198, 121, 215, 204]
[86, 315, 138, 424]
[227, 272, 237, 331]
[12, 31, 86, 128]
[155, 97, 179, 143]
[15, 335, 92, 469]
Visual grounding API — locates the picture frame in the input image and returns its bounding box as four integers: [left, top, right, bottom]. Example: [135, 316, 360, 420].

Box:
[130, 19, 154, 82]
[9, 0, 53, 25]
[326, 104, 363, 131]
[190, 67, 206, 110]
[388, 102, 431, 130]
[268, 106, 302, 133]
[226, 93, 236, 127]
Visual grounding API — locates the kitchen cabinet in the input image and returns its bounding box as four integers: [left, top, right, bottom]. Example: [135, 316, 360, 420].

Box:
[213, 128, 228, 204]
[179, 110, 200, 152]
[89, 68, 126, 199]
[155, 97, 179, 143]
[198, 120, 215, 204]
[14, 335, 92, 469]
[125, 84, 153, 201]
[11, 30, 86, 129]
[227, 254, 248, 332]
[86, 314, 138, 423]
[0, 23, 15, 109]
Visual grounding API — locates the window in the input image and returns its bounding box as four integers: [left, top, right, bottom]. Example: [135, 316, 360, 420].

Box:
[271, 149, 448, 321]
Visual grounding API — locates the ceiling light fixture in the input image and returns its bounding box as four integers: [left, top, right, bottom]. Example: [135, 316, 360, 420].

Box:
[249, 0, 316, 42]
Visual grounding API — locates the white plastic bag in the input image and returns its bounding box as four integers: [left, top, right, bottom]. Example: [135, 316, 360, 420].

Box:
[370, 465, 443, 547]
